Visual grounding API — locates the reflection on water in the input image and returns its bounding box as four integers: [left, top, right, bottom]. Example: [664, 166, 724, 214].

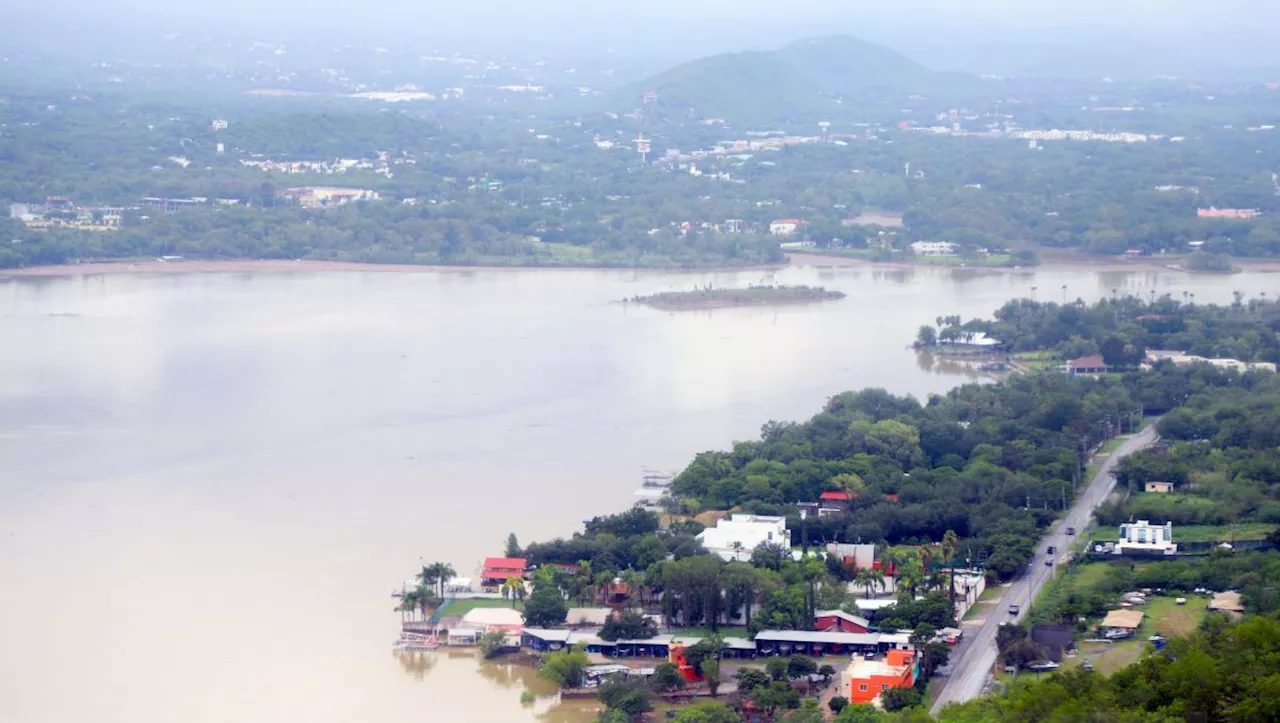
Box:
[393, 649, 438, 681]
[913, 349, 987, 380]
[2, 265, 1276, 723]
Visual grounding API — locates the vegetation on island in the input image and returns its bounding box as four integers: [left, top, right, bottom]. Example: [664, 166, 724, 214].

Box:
[923, 296, 1280, 366]
[630, 285, 845, 310]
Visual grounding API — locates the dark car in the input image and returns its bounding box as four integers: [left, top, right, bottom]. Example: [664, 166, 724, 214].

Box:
[1045, 559, 1054, 566]
[1066, 527, 1076, 535]
[1047, 546, 1056, 555]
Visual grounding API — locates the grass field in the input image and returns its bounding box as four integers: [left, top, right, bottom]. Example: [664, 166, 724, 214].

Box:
[438, 598, 523, 616]
[1092, 522, 1274, 545]
[1063, 595, 1208, 675]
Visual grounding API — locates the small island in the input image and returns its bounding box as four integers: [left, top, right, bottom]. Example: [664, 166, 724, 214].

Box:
[629, 284, 846, 311]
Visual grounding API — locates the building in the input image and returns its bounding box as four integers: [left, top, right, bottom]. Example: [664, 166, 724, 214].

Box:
[1197, 207, 1258, 220]
[1145, 481, 1174, 493]
[814, 609, 871, 634]
[1030, 624, 1075, 662]
[480, 557, 527, 588]
[696, 514, 789, 561]
[1116, 520, 1177, 555]
[910, 241, 957, 257]
[1064, 355, 1108, 376]
[840, 649, 917, 704]
[1099, 609, 1145, 636]
[278, 186, 380, 209]
[827, 543, 877, 571]
[755, 630, 883, 657]
[461, 606, 525, 634]
[1208, 591, 1245, 619]
[818, 490, 852, 515]
[769, 219, 805, 236]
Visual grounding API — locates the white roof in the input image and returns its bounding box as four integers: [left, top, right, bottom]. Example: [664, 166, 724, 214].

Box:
[462, 607, 525, 627]
[815, 609, 871, 628]
[755, 630, 881, 646]
[697, 514, 789, 561]
[853, 599, 897, 611]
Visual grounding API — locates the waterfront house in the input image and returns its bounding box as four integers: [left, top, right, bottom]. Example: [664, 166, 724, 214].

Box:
[909, 241, 957, 257]
[481, 557, 527, 589]
[814, 609, 871, 634]
[840, 650, 917, 704]
[697, 514, 789, 562]
[461, 607, 524, 635]
[754, 630, 882, 658]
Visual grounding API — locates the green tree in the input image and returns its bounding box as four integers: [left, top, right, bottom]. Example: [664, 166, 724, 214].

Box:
[765, 656, 790, 681]
[598, 677, 652, 718]
[501, 576, 525, 606]
[650, 662, 686, 693]
[787, 655, 818, 680]
[505, 533, 521, 558]
[673, 700, 739, 723]
[478, 629, 507, 659]
[834, 703, 885, 722]
[736, 666, 771, 694]
[702, 659, 722, 697]
[880, 686, 923, 711]
[600, 610, 658, 641]
[752, 680, 801, 716]
[829, 695, 850, 714]
[915, 325, 937, 347]
[523, 580, 569, 627]
[538, 646, 589, 688]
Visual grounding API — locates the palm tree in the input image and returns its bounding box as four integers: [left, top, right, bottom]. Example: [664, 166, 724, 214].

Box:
[416, 564, 439, 597]
[573, 560, 593, 606]
[730, 541, 746, 560]
[854, 566, 883, 599]
[898, 555, 925, 597]
[942, 530, 960, 602]
[396, 589, 422, 622]
[501, 576, 524, 607]
[436, 563, 457, 598]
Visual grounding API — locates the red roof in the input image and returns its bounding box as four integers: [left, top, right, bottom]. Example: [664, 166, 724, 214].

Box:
[819, 490, 852, 501]
[483, 557, 527, 570]
[1068, 355, 1107, 369]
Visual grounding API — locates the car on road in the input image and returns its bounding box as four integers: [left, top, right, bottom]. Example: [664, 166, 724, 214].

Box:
[1066, 527, 1076, 535]
[1045, 559, 1054, 567]
[1046, 545, 1056, 555]
[1008, 604, 1021, 615]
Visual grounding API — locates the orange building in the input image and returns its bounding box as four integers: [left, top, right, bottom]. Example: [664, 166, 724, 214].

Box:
[840, 649, 917, 704]
[667, 643, 704, 683]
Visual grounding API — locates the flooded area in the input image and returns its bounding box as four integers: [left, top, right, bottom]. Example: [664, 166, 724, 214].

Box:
[0, 263, 1273, 722]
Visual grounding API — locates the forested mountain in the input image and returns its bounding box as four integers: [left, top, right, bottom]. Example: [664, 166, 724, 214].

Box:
[607, 36, 978, 123]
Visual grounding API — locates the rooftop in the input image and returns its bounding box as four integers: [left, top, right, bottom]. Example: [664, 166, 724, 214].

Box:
[1100, 609, 1145, 629]
[483, 557, 527, 570]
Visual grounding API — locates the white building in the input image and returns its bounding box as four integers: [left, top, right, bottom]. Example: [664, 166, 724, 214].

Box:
[1116, 520, 1177, 555]
[769, 219, 803, 236]
[697, 514, 789, 561]
[910, 241, 957, 257]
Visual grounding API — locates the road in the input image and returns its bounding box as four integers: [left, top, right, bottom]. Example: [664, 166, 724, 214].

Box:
[930, 424, 1159, 714]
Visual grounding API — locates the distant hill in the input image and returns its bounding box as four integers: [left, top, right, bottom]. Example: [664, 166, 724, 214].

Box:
[605, 35, 979, 124]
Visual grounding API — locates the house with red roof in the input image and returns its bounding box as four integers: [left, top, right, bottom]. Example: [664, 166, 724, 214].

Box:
[818, 489, 853, 515]
[480, 557, 527, 589]
[815, 609, 871, 634]
[1064, 355, 1107, 376]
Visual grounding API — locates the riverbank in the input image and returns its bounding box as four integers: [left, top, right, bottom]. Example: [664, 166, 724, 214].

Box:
[8, 252, 1280, 279]
[787, 251, 1280, 273]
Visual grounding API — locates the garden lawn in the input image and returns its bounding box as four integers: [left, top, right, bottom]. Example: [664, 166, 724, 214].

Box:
[438, 598, 523, 616]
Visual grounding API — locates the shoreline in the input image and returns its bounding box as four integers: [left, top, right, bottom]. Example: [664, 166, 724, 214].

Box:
[5, 253, 1280, 280]
[786, 252, 1280, 273]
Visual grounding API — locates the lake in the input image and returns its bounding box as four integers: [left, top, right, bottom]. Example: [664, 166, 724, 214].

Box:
[0, 262, 1272, 722]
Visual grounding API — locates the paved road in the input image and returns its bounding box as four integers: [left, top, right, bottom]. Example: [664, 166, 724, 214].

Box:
[930, 424, 1159, 714]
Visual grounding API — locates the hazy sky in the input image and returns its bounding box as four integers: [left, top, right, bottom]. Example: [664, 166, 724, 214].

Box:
[11, 0, 1280, 73]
